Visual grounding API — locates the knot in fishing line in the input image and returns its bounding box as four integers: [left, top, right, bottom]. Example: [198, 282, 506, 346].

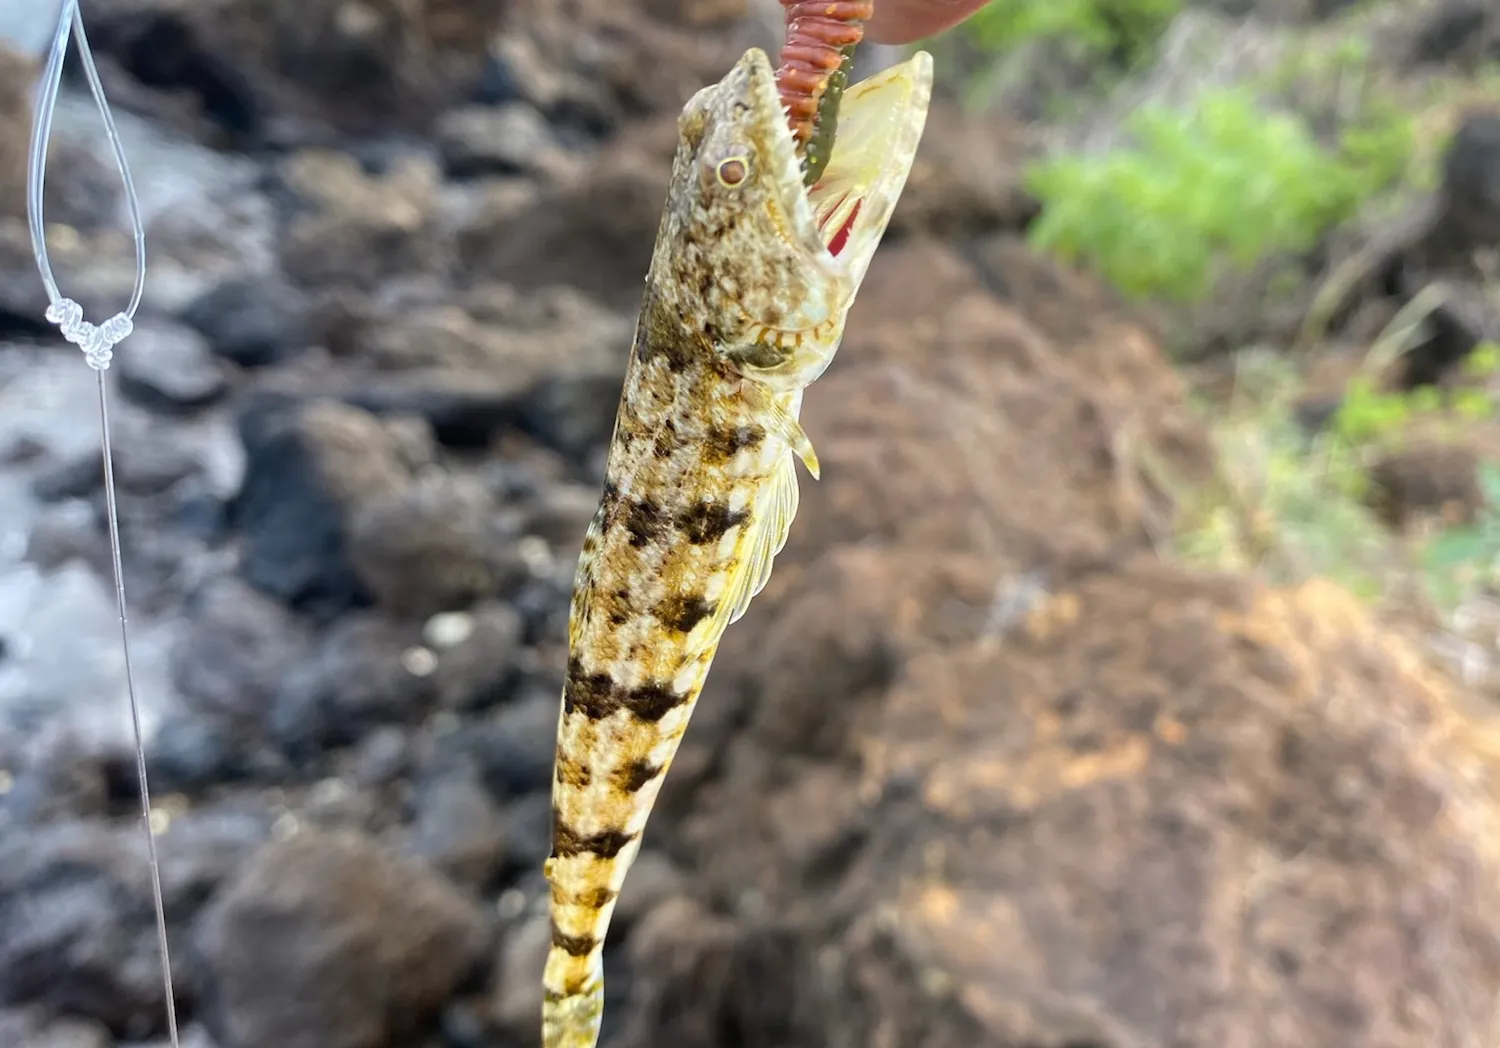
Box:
[45, 299, 133, 370]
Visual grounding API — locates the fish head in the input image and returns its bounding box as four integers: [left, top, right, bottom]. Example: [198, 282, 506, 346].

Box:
[655, 45, 932, 392]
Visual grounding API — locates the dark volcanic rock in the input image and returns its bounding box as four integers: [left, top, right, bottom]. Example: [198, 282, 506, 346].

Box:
[171, 575, 316, 721]
[0, 1009, 112, 1048]
[275, 150, 447, 291]
[341, 375, 525, 449]
[0, 219, 52, 337]
[615, 900, 813, 1048]
[0, 731, 111, 825]
[0, 814, 267, 1039]
[513, 370, 627, 463]
[349, 726, 411, 789]
[194, 829, 491, 1048]
[268, 613, 432, 756]
[162, 576, 317, 786]
[145, 706, 265, 792]
[180, 276, 312, 368]
[330, 287, 630, 452]
[115, 319, 228, 414]
[491, 0, 744, 132]
[1346, 113, 1500, 384]
[1401, 0, 1495, 67]
[464, 687, 558, 799]
[1434, 109, 1500, 260]
[230, 397, 412, 617]
[406, 763, 507, 892]
[424, 601, 526, 712]
[435, 102, 568, 178]
[79, 0, 509, 137]
[0, 827, 153, 1032]
[519, 481, 600, 549]
[23, 500, 101, 571]
[31, 428, 203, 504]
[458, 114, 677, 311]
[122, 1022, 223, 1048]
[344, 473, 515, 619]
[497, 791, 552, 876]
[270, 600, 525, 758]
[487, 912, 550, 1042]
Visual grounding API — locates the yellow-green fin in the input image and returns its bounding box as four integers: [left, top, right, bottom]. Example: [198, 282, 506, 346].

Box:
[724, 449, 800, 627]
[760, 391, 820, 480]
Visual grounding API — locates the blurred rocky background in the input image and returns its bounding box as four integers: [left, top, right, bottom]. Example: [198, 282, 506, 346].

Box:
[3, 0, 1500, 1046]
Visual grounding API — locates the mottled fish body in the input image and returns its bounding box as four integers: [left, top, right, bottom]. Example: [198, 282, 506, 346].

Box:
[543, 46, 932, 1048]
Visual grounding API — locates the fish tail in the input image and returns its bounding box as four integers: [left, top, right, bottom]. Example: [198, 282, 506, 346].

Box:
[541, 832, 641, 1048]
[541, 937, 606, 1048]
[542, 657, 714, 1048]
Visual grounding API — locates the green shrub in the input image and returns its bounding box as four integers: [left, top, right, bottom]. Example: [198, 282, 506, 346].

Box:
[1169, 351, 1393, 601]
[1024, 86, 1412, 302]
[1331, 343, 1500, 610]
[1332, 341, 1500, 451]
[1171, 345, 1500, 617]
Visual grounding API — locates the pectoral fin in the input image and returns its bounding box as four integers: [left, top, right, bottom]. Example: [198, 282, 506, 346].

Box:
[723, 448, 801, 628]
[758, 388, 820, 480]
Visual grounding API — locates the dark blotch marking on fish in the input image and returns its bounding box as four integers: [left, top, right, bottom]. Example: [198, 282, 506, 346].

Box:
[624, 681, 688, 721]
[549, 880, 621, 910]
[677, 500, 750, 544]
[563, 658, 618, 719]
[620, 497, 667, 549]
[545, 971, 597, 1000]
[551, 812, 639, 860]
[634, 299, 695, 374]
[614, 757, 664, 793]
[575, 885, 619, 908]
[655, 593, 716, 633]
[556, 755, 592, 788]
[563, 659, 689, 722]
[551, 922, 600, 957]
[599, 587, 634, 628]
[701, 423, 765, 465]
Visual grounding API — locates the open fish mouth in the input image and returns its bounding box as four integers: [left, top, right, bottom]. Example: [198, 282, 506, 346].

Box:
[803, 51, 932, 288]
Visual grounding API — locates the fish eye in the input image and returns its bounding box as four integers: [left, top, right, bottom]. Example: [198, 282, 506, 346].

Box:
[716, 156, 749, 188]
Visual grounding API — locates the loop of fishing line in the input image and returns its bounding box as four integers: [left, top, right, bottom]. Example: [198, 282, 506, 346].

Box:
[28, 0, 147, 370]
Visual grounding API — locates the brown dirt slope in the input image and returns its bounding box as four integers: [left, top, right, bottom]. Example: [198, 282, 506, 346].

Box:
[614, 238, 1500, 1048]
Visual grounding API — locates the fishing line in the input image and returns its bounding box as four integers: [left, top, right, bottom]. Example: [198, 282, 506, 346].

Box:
[27, 3, 180, 1046]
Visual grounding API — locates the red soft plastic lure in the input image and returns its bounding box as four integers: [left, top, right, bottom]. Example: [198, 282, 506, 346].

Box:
[774, 1, 873, 185]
